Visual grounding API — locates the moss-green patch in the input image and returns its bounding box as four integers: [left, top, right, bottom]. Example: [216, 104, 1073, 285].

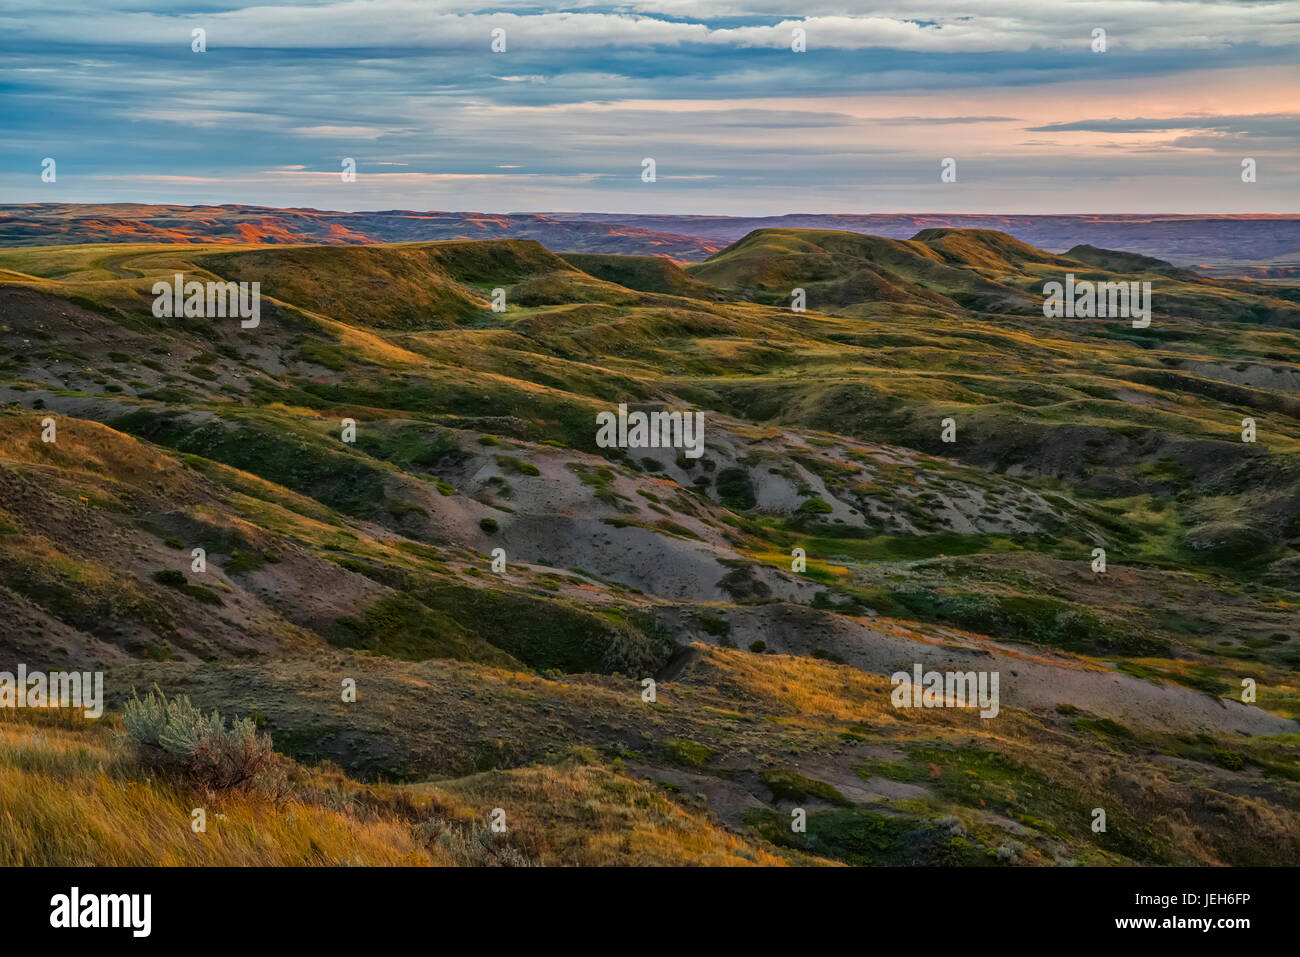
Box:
[402, 579, 676, 676]
[745, 806, 989, 866]
[886, 589, 1169, 657]
[325, 593, 515, 666]
[496, 455, 541, 477]
[660, 737, 716, 768]
[759, 767, 853, 807]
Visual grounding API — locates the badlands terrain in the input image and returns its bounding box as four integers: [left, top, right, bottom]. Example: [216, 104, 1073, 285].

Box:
[1, 221, 1299, 865]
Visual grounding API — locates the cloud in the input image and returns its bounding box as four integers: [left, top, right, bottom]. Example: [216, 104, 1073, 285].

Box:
[1028, 113, 1300, 137]
[87, 173, 225, 183]
[6, 1, 1300, 52]
[2, 2, 1298, 213]
[876, 115, 1020, 125]
[289, 125, 403, 139]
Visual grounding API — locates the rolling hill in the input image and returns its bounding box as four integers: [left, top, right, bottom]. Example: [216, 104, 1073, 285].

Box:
[0, 204, 722, 260]
[2, 224, 1299, 867]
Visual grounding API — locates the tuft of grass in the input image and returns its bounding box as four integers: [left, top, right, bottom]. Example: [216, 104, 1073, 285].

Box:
[660, 737, 716, 768]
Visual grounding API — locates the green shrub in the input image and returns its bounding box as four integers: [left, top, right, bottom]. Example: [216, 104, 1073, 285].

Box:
[151, 569, 222, 605]
[496, 455, 540, 476]
[479, 517, 499, 533]
[385, 500, 428, 520]
[695, 612, 730, 637]
[1213, 749, 1246, 771]
[749, 639, 767, 653]
[224, 549, 269, 574]
[121, 687, 274, 791]
[715, 467, 756, 511]
[660, 737, 716, 768]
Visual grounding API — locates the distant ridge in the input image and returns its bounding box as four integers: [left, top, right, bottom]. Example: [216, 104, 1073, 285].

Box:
[546, 212, 1300, 275]
[0, 203, 721, 260]
[5, 205, 1300, 277]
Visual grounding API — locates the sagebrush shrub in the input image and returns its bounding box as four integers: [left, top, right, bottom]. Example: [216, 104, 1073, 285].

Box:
[122, 687, 274, 790]
[416, 817, 535, 867]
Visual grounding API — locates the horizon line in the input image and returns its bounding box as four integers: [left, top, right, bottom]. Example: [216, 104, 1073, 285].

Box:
[5, 202, 1300, 219]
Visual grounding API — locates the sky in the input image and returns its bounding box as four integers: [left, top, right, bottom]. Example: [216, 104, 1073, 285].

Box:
[2, 1, 1299, 215]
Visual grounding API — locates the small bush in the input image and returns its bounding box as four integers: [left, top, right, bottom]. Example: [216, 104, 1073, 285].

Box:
[715, 467, 756, 511]
[749, 639, 767, 653]
[225, 549, 269, 574]
[151, 569, 222, 605]
[416, 817, 536, 866]
[1213, 749, 1246, 771]
[479, 517, 499, 533]
[121, 687, 274, 791]
[660, 737, 716, 768]
[496, 455, 540, 476]
[995, 841, 1025, 863]
[695, 612, 730, 637]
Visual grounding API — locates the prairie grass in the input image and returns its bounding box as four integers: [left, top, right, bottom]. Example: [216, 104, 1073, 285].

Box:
[0, 711, 431, 866]
[0, 709, 794, 866]
[419, 761, 797, 866]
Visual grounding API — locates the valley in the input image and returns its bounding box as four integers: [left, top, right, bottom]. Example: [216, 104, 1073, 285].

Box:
[1, 225, 1298, 867]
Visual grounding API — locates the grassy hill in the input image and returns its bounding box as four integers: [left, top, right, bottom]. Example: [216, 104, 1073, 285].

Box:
[560, 252, 724, 300]
[1, 227, 1298, 866]
[0, 204, 723, 260]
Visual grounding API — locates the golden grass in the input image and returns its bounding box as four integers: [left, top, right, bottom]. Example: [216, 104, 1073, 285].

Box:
[697, 644, 981, 732]
[0, 710, 803, 866]
[418, 761, 799, 866]
[0, 716, 431, 866]
[0, 411, 188, 492]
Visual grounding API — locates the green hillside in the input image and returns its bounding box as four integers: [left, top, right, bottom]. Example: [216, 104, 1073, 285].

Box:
[2, 228, 1298, 867]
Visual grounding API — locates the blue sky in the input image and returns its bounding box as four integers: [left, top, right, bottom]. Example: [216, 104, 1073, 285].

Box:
[3, 1, 1299, 214]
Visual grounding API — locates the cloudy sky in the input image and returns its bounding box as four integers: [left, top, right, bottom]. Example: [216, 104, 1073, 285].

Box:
[2, 1, 1299, 214]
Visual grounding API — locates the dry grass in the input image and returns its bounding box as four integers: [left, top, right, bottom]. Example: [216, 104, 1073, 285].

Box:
[0, 710, 797, 866]
[417, 760, 799, 866]
[0, 713, 431, 865]
[697, 644, 981, 732]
